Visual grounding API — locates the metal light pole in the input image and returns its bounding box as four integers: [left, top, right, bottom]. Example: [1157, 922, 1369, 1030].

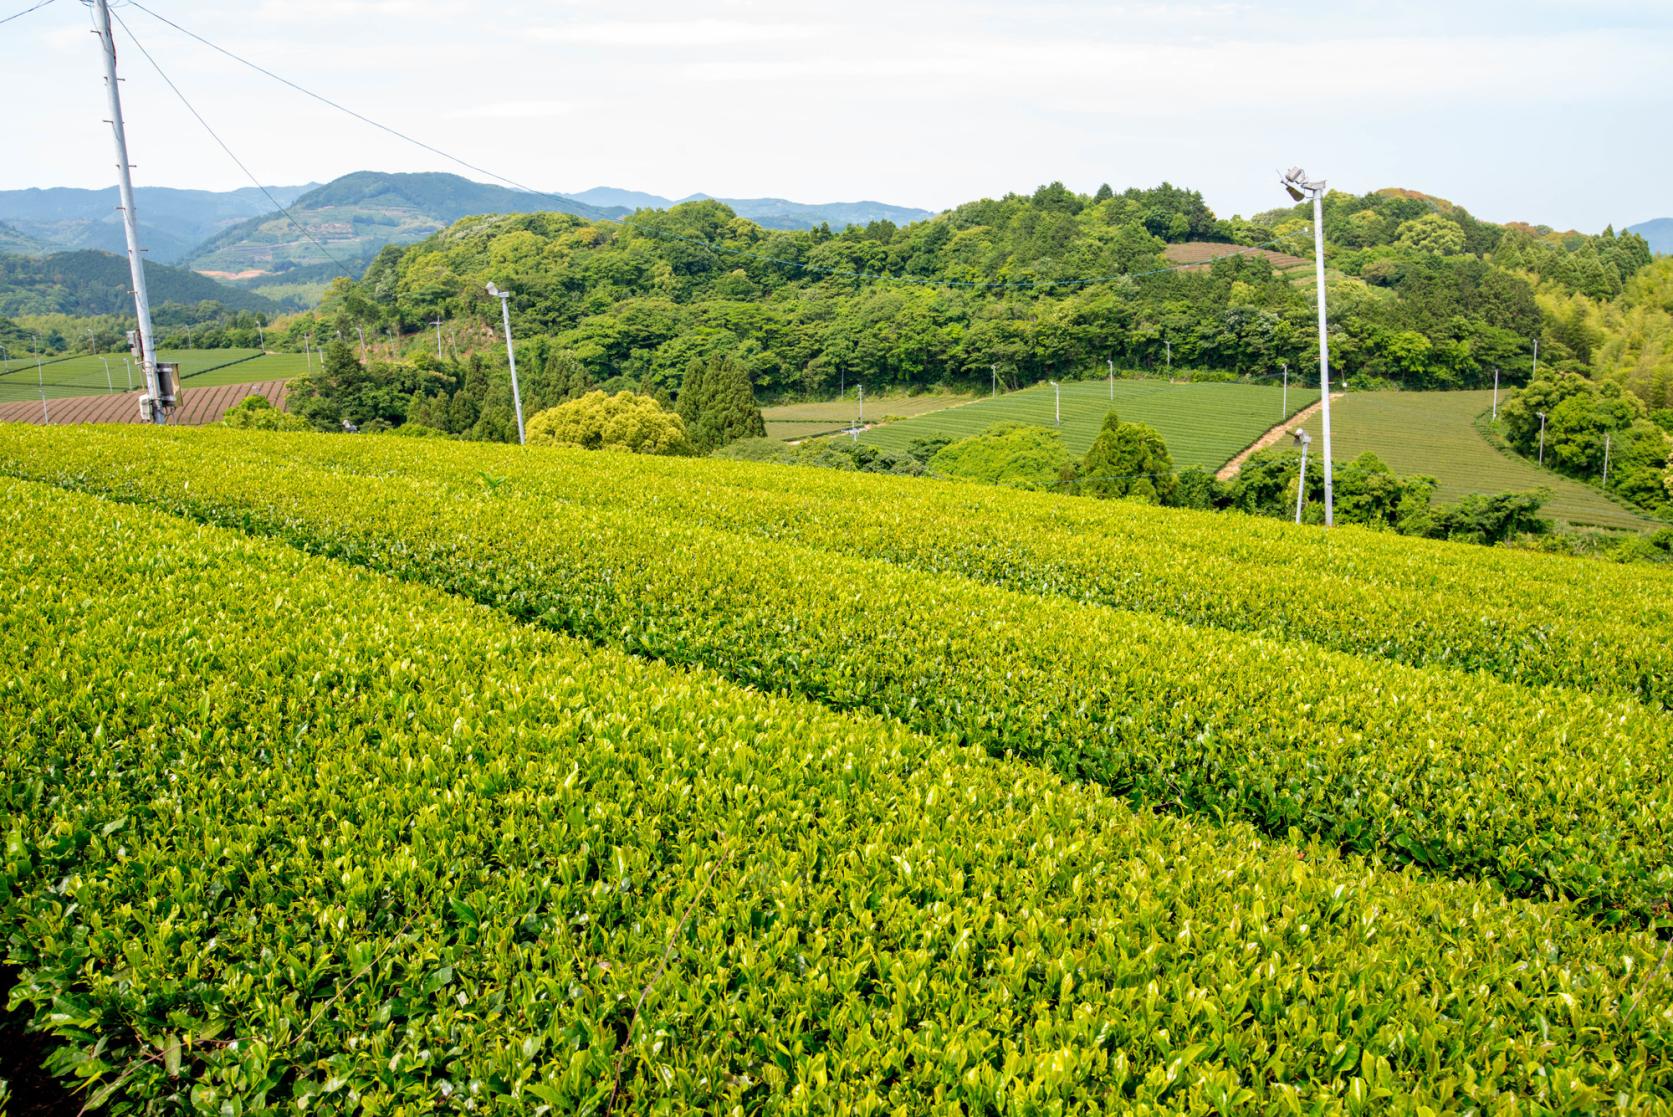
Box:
[1531, 337, 1539, 380]
[1293, 428, 1311, 523]
[93, 0, 166, 423]
[1537, 411, 1547, 466]
[1165, 338, 1171, 376]
[355, 325, 367, 361]
[98, 356, 112, 391]
[857, 384, 864, 426]
[1282, 166, 1335, 526]
[304, 335, 314, 374]
[990, 364, 997, 399]
[1108, 357, 1114, 401]
[1050, 380, 1061, 425]
[1492, 367, 1500, 419]
[257, 322, 266, 351]
[1281, 361, 1289, 417]
[486, 282, 526, 445]
[1602, 433, 1612, 487]
[431, 318, 444, 359]
[123, 356, 133, 391]
[34, 334, 48, 423]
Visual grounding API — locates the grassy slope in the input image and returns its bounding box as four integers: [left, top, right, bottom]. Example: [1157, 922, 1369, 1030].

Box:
[1292, 390, 1650, 532]
[857, 379, 1319, 469]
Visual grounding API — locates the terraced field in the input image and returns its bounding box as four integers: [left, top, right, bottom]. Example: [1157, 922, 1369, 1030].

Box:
[858, 379, 1318, 468]
[762, 390, 975, 441]
[3, 424, 1670, 1112]
[1291, 389, 1650, 531]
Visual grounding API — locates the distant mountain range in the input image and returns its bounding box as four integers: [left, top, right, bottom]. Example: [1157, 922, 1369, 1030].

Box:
[560, 187, 933, 230]
[1626, 218, 1672, 256]
[0, 172, 936, 301]
[0, 184, 317, 264]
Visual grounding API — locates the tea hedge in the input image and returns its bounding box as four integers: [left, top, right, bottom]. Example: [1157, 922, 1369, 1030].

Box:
[65, 425, 1673, 709]
[3, 429, 1671, 920]
[4, 477, 1673, 1113]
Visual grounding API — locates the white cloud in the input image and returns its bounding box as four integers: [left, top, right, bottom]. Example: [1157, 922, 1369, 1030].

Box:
[445, 100, 575, 120]
[534, 19, 822, 47]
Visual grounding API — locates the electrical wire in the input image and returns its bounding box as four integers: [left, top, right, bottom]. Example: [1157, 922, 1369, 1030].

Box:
[109, 7, 357, 281]
[0, 0, 55, 27]
[124, 0, 1312, 293]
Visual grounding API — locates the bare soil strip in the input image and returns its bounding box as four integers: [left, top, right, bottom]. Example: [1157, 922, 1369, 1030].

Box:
[1216, 394, 1340, 480]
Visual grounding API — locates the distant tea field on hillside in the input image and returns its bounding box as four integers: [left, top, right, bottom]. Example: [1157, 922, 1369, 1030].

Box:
[1291, 389, 1650, 531]
[0, 348, 313, 404]
[857, 379, 1318, 469]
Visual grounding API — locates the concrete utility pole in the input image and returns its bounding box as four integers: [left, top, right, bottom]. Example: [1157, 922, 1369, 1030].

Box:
[1603, 433, 1612, 487]
[1532, 337, 1540, 380]
[1537, 411, 1548, 466]
[1281, 361, 1289, 417]
[1292, 428, 1311, 523]
[1281, 166, 1335, 526]
[991, 364, 998, 399]
[1492, 367, 1500, 419]
[93, 0, 166, 423]
[355, 325, 367, 361]
[431, 318, 444, 359]
[1165, 338, 1171, 376]
[34, 335, 48, 424]
[1108, 358, 1115, 401]
[1050, 380, 1061, 425]
[486, 283, 526, 445]
[857, 384, 864, 426]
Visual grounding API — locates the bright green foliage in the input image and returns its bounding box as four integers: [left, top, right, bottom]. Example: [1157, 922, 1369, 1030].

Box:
[1393, 213, 1467, 255]
[220, 394, 308, 432]
[927, 423, 1073, 489]
[6, 427, 1672, 920]
[1501, 372, 1673, 514]
[1079, 411, 1175, 502]
[675, 354, 766, 453]
[525, 390, 693, 455]
[6, 479, 1673, 1111]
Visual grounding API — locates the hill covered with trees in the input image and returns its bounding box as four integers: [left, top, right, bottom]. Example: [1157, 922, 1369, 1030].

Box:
[281, 181, 1651, 415]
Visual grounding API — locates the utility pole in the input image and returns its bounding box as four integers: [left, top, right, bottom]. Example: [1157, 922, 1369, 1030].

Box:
[123, 356, 133, 391]
[257, 322, 266, 351]
[990, 364, 997, 399]
[1537, 411, 1547, 466]
[34, 335, 48, 424]
[1293, 428, 1311, 523]
[1602, 433, 1612, 487]
[1281, 361, 1288, 417]
[1532, 337, 1539, 380]
[93, 0, 166, 424]
[1107, 357, 1114, 401]
[355, 325, 367, 361]
[98, 356, 112, 391]
[1165, 338, 1172, 376]
[1492, 367, 1500, 419]
[486, 283, 526, 445]
[1050, 380, 1061, 425]
[1281, 166, 1335, 526]
[857, 384, 864, 426]
[431, 318, 444, 359]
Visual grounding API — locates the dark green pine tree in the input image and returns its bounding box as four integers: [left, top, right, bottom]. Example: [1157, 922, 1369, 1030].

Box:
[1080, 410, 1176, 503]
[679, 354, 766, 453]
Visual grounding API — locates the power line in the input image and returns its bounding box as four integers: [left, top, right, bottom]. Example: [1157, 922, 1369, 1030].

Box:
[0, 0, 55, 27]
[109, 7, 357, 281]
[123, 0, 1309, 294]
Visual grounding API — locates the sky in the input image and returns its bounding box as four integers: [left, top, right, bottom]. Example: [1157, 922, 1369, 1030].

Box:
[1, 0, 1668, 230]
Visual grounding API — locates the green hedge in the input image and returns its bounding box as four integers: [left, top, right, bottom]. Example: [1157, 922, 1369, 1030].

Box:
[3, 477, 1671, 1112]
[2, 428, 1670, 921]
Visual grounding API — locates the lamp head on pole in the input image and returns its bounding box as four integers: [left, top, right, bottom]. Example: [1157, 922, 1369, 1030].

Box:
[1292, 428, 1312, 448]
[486, 282, 505, 300]
[1280, 167, 1325, 202]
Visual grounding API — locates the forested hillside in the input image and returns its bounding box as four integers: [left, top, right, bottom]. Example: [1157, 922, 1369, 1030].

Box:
[285, 181, 1651, 406]
[0, 249, 276, 318]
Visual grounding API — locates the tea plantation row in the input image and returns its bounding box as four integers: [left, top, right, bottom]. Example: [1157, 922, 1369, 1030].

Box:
[33, 425, 1670, 708]
[3, 478, 1671, 1113]
[2, 428, 1669, 920]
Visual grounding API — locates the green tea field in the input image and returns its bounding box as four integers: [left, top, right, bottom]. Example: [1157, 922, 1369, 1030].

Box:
[762, 390, 975, 441]
[857, 378, 1319, 469]
[1291, 389, 1650, 531]
[0, 349, 313, 404]
[2, 423, 1671, 1111]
